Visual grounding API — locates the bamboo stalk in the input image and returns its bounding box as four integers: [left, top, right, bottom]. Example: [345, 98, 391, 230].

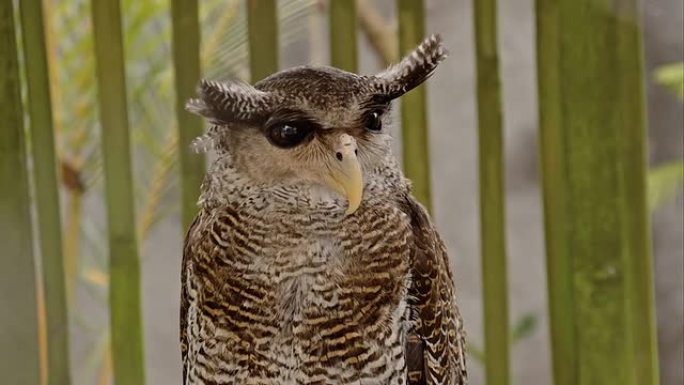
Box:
[329, 0, 357, 72]
[0, 1, 41, 383]
[614, 7, 660, 385]
[18, 1, 72, 383]
[247, 0, 278, 82]
[536, 1, 659, 384]
[90, 1, 145, 384]
[473, 0, 510, 384]
[396, 0, 432, 211]
[42, 0, 64, 137]
[63, 187, 83, 301]
[535, 2, 575, 384]
[171, 0, 205, 230]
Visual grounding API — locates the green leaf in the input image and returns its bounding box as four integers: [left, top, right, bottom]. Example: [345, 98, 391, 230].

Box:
[467, 342, 485, 364]
[648, 161, 684, 211]
[511, 313, 539, 342]
[467, 313, 539, 367]
[654, 62, 684, 99]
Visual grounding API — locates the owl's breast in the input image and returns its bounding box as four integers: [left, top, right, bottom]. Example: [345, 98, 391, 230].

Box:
[186, 198, 414, 383]
[255, 198, 413, 330]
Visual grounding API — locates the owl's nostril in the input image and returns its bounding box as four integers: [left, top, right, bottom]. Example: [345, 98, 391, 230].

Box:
[354, 149, 358, 156]
[336, 152, 343, 161]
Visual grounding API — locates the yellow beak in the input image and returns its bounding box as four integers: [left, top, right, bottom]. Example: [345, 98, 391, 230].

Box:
[323, 134, 363, 215]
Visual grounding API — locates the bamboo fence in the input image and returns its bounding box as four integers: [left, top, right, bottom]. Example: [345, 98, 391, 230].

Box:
[0, 1, 661, 384]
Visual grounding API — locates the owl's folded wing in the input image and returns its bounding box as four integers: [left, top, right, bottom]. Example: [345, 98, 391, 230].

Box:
[180, 214, 203, 385]
[402, 196, 468, 385]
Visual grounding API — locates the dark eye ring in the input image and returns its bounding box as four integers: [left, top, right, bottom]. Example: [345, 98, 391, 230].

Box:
[266, 122, 312, 148]
[364, 110, 383, 132]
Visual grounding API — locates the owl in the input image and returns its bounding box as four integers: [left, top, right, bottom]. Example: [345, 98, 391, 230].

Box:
[181, 34, 467, 385]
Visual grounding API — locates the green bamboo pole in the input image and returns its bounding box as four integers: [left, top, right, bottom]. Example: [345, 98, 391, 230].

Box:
[397, 0, 432, 211]
[473, 0, 510, 384]
[0, 1, 41, 383]
[18, 1, 72, 383]
[329, 0, 357, 72]
[535, 2, 576, 384]
[614, 7, 660, 385]
[90, 1, 145, 384]
[536, 1, 659, 385]
[247, 0, 278, 83]
[171, 0, 205, 231]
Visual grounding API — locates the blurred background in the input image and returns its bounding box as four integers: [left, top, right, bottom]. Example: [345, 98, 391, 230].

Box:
[2, 0, 682, 384]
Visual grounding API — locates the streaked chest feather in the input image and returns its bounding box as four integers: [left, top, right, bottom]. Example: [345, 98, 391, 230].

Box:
[184, 199, 414, 384]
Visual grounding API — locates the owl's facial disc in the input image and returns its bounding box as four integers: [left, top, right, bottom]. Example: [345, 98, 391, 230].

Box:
[322, 134, 363, 215]
[186, 35, 448, 216]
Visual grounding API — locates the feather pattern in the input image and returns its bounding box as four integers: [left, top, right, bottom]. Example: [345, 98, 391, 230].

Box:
[181, 33, 465, 385]
[371, 34, 448, 100]
[185, 79, 277, 125]
[180, 155, 467, 384]
[402, 198, 467, 385]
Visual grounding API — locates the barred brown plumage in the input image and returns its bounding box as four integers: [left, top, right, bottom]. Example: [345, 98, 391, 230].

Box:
[182, 35, 467, 385]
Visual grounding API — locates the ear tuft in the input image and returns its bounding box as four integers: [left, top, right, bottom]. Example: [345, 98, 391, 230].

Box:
[372, 34, 448, 99]
[185, 79, 275, 125]
[185, 97, 209, 117]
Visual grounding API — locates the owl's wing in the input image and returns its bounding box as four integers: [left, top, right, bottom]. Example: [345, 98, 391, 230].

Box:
[180, 214, 202, 385]
[402, 196, 468, 385]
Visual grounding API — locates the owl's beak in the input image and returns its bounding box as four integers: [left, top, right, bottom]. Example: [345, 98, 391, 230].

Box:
[324, 134, 363, 215]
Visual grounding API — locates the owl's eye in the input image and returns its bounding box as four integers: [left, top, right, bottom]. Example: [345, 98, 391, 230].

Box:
[266, 122, 313, 148]
[364, 110, 383, 132]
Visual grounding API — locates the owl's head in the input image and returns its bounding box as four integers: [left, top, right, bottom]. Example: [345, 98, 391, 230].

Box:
[187, 35, 446, 214]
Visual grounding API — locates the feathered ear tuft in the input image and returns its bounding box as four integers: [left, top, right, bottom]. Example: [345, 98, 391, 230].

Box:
[371, 34, 448, 99]
[185, 79, 275, 125]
